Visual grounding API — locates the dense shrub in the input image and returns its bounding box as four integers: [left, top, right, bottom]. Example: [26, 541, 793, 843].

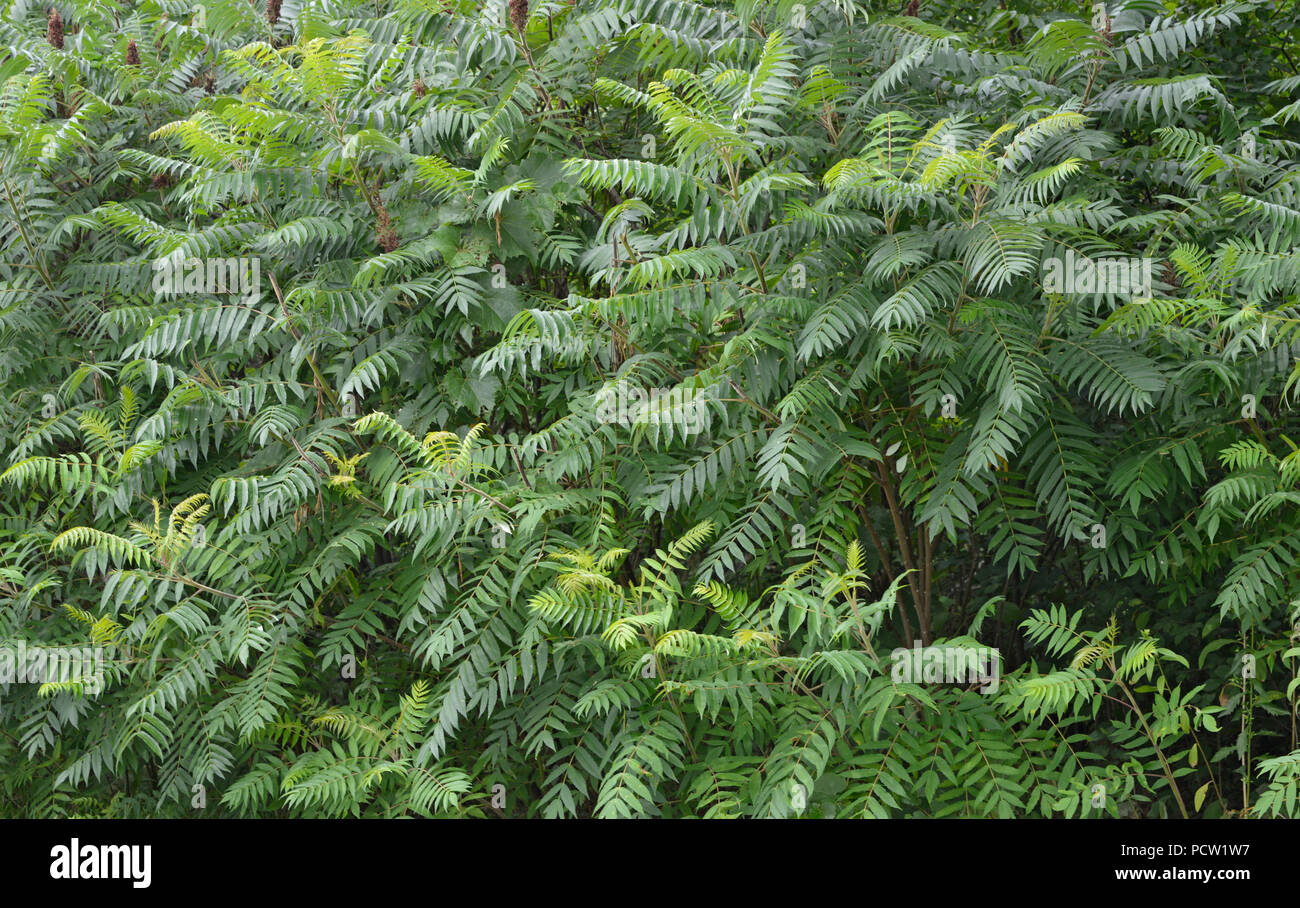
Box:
[1, 0, 1299, 818]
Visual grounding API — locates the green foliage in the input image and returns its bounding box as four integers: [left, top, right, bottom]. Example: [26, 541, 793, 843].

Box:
[1, 0, 1299, 818]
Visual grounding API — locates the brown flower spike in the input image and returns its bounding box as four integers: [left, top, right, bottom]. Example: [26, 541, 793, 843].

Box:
[126, 39, 140, 65]
[47, 8, 64, 49]
[509, 0, 528, 34]
[1163, 261, 1180, 291]
[376, 207, 398, 253]
[268, 0, 281, 25]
